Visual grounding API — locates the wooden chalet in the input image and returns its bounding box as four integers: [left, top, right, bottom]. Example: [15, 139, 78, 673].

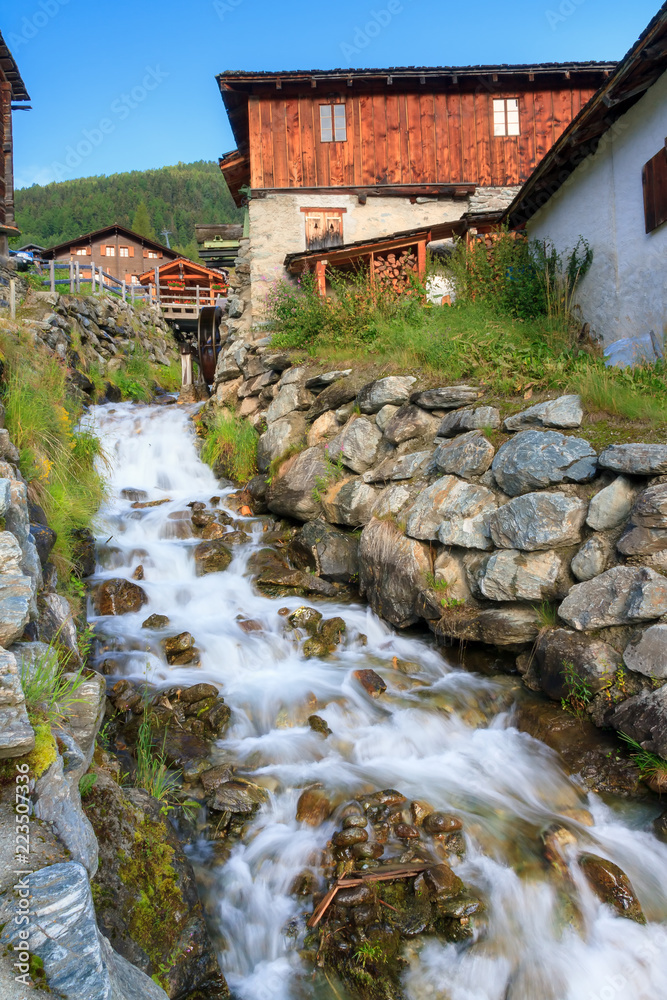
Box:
[137, 257, 228, 325]
[0, 31, 30, 255]
[216, 61, 615, 312]
[41, 224, 180, 284]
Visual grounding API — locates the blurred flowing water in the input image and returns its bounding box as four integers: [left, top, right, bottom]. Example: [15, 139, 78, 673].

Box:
[85, 402, 667, 1000]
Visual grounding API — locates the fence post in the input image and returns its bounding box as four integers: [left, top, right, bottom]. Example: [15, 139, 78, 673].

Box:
[196, 284, 200, 312]
[154, 267, 160, 306]
[75, 260, 80, 293]
[69, 261, 74, 294]
[122, 280, 126, 303]
[50, 259, 55, 295]
[9, 278, 15, 320]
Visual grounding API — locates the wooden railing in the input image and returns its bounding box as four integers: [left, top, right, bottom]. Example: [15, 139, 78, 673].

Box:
[36, 260, 153, 303]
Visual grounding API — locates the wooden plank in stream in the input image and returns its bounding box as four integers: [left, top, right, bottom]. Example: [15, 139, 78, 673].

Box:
[307, 861, 432, 927]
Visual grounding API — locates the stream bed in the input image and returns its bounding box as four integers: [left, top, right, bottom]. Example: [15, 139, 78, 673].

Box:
[85, 402, 667, 1000]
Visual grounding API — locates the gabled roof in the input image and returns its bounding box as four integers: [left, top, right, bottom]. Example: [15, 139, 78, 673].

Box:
[41, 224, 180, 258]
[0, 31, 30, 102]
[217, 61, 615, 155]
[135, 258, 227, 285]
[505, 2, 667, 228]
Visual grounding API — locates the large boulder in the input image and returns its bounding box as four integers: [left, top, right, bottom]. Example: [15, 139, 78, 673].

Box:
[617, 483, 667, 555]
[256, 413, 307, 472]
[0, 648, 34, 759]
[357, 376, 416, 413]
[598, 443, 667, 475]
[364, 450, 432, 483]
[0, 573, 32, 645]
[503, 394, 583, 432]
[571, 535, 614, 581]
[321, 478, 380, 527]
[265, 382, 313, 423]
[530, 628, 621, 702]
[558, 566, 667, 630]
[492, 430, 597, 496]
[383, 404, 438, 445]
[623, 624, 667, 680]
[359, 518, 431, 627]
[488, 492, 587, 551]
[433, 431, 495, 480]
[93, 579, 148, 616]
[289, 520, 360, 583]
[405, 476, 497, 543]
[0, 862, 170, 1000]
[194, 539, 233, 575]
[609, 685, 667, 758]
[586, 476, 636, 531]
[328, 417, 383, 473]
[306, 375, 367, 421]
[468, 549, 572, 602]
[433, 604, 540, 646]
[266, 446, 327, 521]
[371, 482, 420, 519]
[437, 405, 500, 437]
[307, 410, 339, 447]
[410, 385, 482, 410]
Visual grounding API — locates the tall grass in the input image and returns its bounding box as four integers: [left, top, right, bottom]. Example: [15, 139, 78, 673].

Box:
[20, 644, 88, 725]
[200, 409, 258, 483]
[87, 349, 181, 403]
[0, 333, 107, 583]
[135, 714, 180, 803]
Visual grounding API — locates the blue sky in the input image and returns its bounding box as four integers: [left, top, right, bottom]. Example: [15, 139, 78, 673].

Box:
[4, 0, 660, 189]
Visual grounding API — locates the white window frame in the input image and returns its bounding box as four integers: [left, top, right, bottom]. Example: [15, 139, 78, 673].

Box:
[320, 103, 347, 143]
[146, 250, 158, 259]
[105, 245, 116, 257]
[493, 98, 520, 137]
[119, 246, 130, 258]
[74, 247, 87, 256]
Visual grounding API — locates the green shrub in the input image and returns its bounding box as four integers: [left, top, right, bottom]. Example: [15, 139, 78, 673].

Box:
[200, 409, 258, 483]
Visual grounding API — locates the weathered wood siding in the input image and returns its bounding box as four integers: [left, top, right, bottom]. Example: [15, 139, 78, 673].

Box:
[247, 86, 598, 190]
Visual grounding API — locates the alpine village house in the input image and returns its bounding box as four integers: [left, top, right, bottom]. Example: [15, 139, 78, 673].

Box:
[40, 224, 181, 285]
[0, 31, 30, 257]
[217, 61, 614, 316]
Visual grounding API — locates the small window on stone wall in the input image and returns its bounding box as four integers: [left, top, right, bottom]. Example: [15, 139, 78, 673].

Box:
[643, 141, 667, 234]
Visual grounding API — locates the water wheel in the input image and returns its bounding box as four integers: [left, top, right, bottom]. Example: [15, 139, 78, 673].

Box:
[197, 305, 223, 385]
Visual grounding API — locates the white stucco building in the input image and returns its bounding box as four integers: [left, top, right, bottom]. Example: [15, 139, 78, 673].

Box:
[506, 4, 667, 363]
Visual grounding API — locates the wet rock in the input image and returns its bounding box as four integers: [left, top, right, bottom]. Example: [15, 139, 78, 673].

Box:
[359, 518, 431, 627]
[405, 476, 496, 543]
[423, 813, 463, 835]
[121, 488, 148, 501]
[357, 376, 417, 413]
[223, 529, 250, 545]
[132, 498, 171, 509]
[30, 521, 57, 567]
[288, 606, 323, 635]
[336, 884, 373, 906]
[394, 822, 419, 839]
[503, 394, 583, 431]
[237, 618, 263, 633]
[320, 616, 346, 646]
[321, 477, 380, 527]
[256, 566, 337, 597]
[0, 861, 170, 1000]
[142, 613, 170, 629]
[132, 564, 144, 580]
[256, 413, 307, 472]
[265, 382, 314, 423]
[434, 603, 540, 646]
[352, 842, 384, 860]
[328, 417, 383, 473]
[163, 632, 195, 663]
[654, 812, 667, 843]
[94, 578, 148, 615]
[0, 648, 34, 759]
[383, 404, 438, 445]
[194, 538, 233, 575]
[609, 685, 667, 758]
[202, 522, 229, 540]
[623, 624, 667, 679]
[200, 764, 234, 796]
[571, 535, 614, 581]
[266, 446, 327, 522]
[558, 566, 667, 630]
[488, 492, 587, 551]
[410, 385, 482, 410]
[579, 854, 645, 923]
[598, 443, 667, 476]
[353, 668, 387, 697]
[587, 476, 636, 530]
[492, 430, 597, 496]
[437, 405, 501, 437]
[208, 778, 267, 814]
[469, 548, 571, 602]
[296, 788, 333, 826]
[424, 863, 465, 898]
[308, 714, 332, 736]
[531, 628, 621, 702]
[71, 527, 97, 579]
[433, 431, 495, 480]
[333, 826, 369, 847]
[191, 509, 216, 528]
[289, 520, 359, 584]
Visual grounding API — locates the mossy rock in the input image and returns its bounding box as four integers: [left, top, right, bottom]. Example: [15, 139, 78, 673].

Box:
[83, 768, 229, 998]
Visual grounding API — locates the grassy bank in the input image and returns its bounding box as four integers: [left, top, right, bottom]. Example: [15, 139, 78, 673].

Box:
[266, 237, 667, 437]
[199, 409, 258, 482]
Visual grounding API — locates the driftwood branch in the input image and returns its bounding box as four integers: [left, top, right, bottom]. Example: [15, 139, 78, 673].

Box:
[307, 861, 432, 927]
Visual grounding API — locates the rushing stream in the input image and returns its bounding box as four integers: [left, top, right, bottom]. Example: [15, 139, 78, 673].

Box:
[85, 402, 667, 1000]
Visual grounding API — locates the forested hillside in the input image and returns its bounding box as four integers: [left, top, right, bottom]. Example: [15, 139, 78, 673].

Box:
[12, 161, 242, 259]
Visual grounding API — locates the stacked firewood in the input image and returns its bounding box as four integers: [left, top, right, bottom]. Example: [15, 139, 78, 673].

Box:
[372, 250, 418, 292]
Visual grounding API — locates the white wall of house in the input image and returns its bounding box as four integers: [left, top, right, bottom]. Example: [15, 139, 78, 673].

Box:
[527, 70, 667, 351]
[247, 186, 518, 317]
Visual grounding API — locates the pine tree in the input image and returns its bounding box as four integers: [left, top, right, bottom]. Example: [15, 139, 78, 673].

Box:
[131, 201, 156, 240]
